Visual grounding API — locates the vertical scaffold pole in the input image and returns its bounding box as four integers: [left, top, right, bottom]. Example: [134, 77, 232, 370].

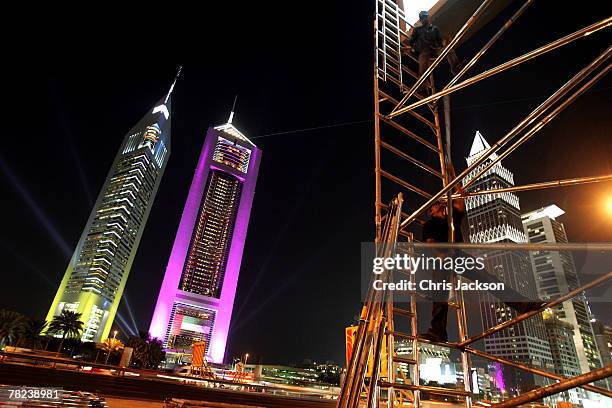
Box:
[374, 19, 382, 241]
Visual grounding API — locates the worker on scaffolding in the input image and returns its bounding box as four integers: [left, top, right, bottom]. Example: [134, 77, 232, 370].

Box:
[403, 11, 463, 79]
[420, 165, 545, 343]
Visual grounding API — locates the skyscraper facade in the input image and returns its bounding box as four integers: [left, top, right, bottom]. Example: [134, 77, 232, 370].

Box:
[149, 116, 260, 363]
[521, 205, 603, 375]
[46, 79, 177, 343]
[542, 310, 583, 404]
[592, 321, 612, 368]
[462, 131, 553, 394]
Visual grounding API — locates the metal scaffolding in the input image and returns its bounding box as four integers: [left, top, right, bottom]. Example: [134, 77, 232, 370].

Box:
[338, 1, 612, 407]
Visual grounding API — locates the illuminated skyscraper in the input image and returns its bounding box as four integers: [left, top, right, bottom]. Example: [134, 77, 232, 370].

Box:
[463, 131, 553, 395]
[149, 110, 260, 363]
[592, 321, 612, 368]
[46, 71, 180, 343]
[542, 310, 583, 404]
[522, 205, 603, 374]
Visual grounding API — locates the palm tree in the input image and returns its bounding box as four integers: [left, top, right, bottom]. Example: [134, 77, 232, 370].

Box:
[18, 319, 48, 349]
[97, 337, 124, 365]
[126, 332, 148, 368]
[0, 310, 28, 348]
[126, 332, 164, 369]
[48, 310, 84, 357]
[146, 337, 164, 369]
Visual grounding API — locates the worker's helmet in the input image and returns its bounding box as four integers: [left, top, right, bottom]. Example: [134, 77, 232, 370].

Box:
[429, 200, 446, 215]
[419, 11, 429, 20]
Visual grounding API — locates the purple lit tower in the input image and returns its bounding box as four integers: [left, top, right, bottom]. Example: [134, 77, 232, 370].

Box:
[149, 109, 260, 363]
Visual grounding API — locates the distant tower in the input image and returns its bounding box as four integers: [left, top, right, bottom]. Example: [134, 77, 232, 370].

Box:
[46, 69, 180, 342]
[522, 205, 606, 399]
[149, 104, 261, 363]
[463, 131, 553, 395]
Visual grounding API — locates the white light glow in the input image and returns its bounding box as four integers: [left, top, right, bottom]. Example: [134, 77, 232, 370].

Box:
[402, 0, 439, 25]
[153, 104, 170, 120]
[522, 205, 565, 222]
[472, 369, 480, 394]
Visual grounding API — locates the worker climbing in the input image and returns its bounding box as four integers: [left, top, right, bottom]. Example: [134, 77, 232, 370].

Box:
[403, 11, 464, 78]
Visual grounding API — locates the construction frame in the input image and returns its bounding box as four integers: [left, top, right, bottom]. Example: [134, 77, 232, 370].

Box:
[338, 1, 612, 407]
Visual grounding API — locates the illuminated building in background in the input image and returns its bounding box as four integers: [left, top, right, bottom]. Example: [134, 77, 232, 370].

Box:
[46, 71, 180, 343]
[592, 321, 612, 368]
[462, 131, 553, 395]
[522, 206, 608, 400]
[541, 310, 583, 405]
[396, 339, 493, 398]
[521, 205, 603, 374]
[149, 109, 260, 363]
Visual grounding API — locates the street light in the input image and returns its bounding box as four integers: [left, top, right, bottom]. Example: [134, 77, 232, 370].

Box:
[244, 353, 249, 365]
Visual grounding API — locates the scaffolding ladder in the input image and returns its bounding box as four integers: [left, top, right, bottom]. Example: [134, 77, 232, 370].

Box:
[337, 1, 612, 407]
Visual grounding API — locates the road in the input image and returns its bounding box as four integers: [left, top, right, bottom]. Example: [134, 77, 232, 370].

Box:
[0, 363, 336, 408]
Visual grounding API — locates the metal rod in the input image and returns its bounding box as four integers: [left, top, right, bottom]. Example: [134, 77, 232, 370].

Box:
[456, 270, 473, 408]
[490, 364, 612, 408]
[408, 233, 420, 408]
[439, 89, 474, 408]
[381, 170, 433, 199]
[459, 271, 612, 347]
[388, 17, 612, 118]
[399, 46, 611, 229]
[432, 81, 449, 188]
[380, 141, 443, 178]
[386, 291, 395, 408]
[461, 61, 612, 192]
[380, 203, 426, 225]
[375, 21, 383, 241]
[379, 90, 435, 129]
[454, 174, 612, 197]
[391, 0, 495, 113]
[380, 115, 440, 153]
[378, 381, 471, 397]
[464, 346, 612, 398]
[443, 0, 534, 90]
[366, 317, 387, 407]
[384, 195, 404, 408]
[407, 242, 612, 251]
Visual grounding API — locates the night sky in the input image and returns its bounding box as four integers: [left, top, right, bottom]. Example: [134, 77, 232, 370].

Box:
[1, 2, 611, 365]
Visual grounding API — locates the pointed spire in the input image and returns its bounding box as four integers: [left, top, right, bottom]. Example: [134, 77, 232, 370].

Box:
[164, 66, 183, 104]
[153, 67, 182, 120]
[469, 130, 489, 157]
[228, 95, 238, 124]
[214, 95, 255, 147]
[467, 130, 498, 166]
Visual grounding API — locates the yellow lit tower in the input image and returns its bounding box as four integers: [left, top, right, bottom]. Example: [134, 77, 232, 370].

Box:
[46, 69, 180, 342]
